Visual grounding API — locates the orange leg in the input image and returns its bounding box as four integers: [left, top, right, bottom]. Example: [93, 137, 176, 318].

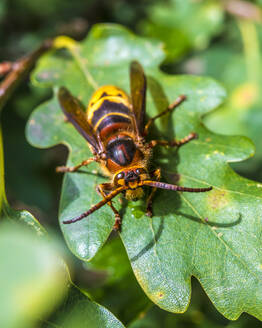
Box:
[56, 157, 97, 173]
[96, 183, 122, 231]
[146, 168, 161, 217]
[63, 186, 126, 225]
[148, 132, 197, 149]
[144, 95, 186, 136]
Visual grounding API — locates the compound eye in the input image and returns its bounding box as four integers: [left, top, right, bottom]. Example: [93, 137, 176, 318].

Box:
[135, 168, 141, 174]
[117, 172, 124, 180]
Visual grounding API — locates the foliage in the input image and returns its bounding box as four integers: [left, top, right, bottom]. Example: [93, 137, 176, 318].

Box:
[2, 0, 262, 327]
[199, 19, 262, 180]
[0, 222, 68, 328]
[140, 0, 224, 62]
[42, 286, 124, 328]
[26, 23, 262, 322]
[0, 99, 125, 328]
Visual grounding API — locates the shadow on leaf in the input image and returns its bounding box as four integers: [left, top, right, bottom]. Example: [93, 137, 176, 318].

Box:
[130, 218, 164, 263]
[174, 211, 242, 228]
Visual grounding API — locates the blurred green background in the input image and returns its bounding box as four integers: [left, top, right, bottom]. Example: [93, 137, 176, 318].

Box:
[1, 0, 262, 327]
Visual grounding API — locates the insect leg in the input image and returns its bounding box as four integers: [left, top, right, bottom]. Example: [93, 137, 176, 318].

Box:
[96, 183, 122, 231]
[148, 132, 197, 149]
[146, 168, 161, 217]
[63, 186, 126, 224]
[144, 95, 186, 136]
[56, 157, 97, 173]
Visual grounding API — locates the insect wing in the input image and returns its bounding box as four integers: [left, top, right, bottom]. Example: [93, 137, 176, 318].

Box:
[58, 87, 100, 152]
[130, 61, 146, 136]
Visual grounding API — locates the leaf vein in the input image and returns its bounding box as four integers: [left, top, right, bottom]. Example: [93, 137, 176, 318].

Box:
[181, 195, 262, 282]
[70, 46, 99, 90]
[149, 219, 180, 303]
[181, 174, 262, 200]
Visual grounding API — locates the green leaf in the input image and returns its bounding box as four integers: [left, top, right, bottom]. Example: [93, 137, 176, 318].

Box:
[87, 237, 151, 324]
[140, 0, 224, 62]
[26, 24, 262, 321]
[43, 286, 125, 328]
[0, 222, 68, 328]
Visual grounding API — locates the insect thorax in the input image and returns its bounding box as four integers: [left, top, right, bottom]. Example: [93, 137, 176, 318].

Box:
[106, 136, 136, 166]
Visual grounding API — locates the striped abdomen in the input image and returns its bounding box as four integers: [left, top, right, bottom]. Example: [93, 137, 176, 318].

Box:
[87, 86, 143, 172]
[87, 85, 133, 140]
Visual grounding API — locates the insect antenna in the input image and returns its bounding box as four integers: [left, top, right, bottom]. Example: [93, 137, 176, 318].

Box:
[142, 181, 212, 192]
[63, 186, 127, 224]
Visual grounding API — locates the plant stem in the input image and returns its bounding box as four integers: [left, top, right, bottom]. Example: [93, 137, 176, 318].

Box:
[0, 126, 6, 213]
[0, 39, 53, 113]
[238, 19, 260, 83]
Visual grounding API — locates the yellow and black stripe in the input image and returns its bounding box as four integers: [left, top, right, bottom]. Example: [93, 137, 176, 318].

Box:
[87, 85, 133, 138]
[87, 85, 144, 171]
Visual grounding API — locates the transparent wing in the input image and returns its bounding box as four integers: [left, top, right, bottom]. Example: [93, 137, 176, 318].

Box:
[58, 87, 100, 153]
[129, 61, 146, 136]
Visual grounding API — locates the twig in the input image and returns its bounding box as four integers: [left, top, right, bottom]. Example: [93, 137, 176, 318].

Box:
[0, 39, 53, 112]
[0, 62, 13, 77]
[224, 0, 262, 22]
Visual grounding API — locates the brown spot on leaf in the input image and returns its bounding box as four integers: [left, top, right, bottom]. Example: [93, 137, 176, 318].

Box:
[208, 189, 229, 210]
